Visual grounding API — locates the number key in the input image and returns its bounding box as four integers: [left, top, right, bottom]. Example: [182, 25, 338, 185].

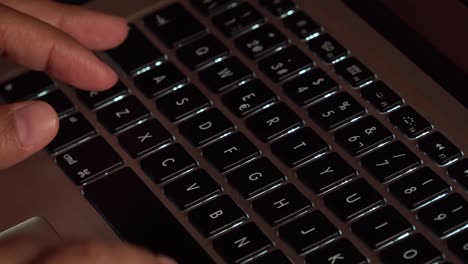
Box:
[235, 24, 288, 59]
[258, 46, 313, 82]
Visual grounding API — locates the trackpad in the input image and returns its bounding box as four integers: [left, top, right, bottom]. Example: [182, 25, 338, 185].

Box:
[0, 217, 61, 245]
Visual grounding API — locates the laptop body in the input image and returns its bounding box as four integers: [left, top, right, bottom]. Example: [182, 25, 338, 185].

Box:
[0, 0, 467, 263]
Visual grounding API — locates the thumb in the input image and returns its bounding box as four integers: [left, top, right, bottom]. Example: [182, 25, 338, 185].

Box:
[0, 100, 58, 170]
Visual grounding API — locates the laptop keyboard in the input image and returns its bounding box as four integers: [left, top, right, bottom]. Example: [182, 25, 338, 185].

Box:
[1, 0, 467, 263]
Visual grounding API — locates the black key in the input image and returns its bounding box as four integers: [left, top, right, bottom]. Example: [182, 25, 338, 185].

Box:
[222, 79, 277, 117]
[83, 168, 215, 263]
[305, 239, 368, 264]
[308, 34, 348, 63]
[235, 24, 288, 59]
[176, 35, 229, 70]
[388, 167, 450, 209]
[258, 46, 313, 82]
[298, 152, 356, 194]
[155, 85, 210, 122]
[134, 62, 187, 98]
[308, 92, 366, 130]
[76, 81, 127, 110]
[246, 103, 303, 142]
[448, 229, 468, 262]
[388, 106, 432, 139]
[260, 0, 296, 16]
[226, 158, 285, 199]
[361, 81, 403, 112]
[164, 169, 221, 210]
[47, 113, 95, 153]
[188, 196, 246, 237]
[106, 26, 164, 76]
[199, 57, 252, 93]
[418, 132, 462, 166]
[447, 159, 468, 190]
[248, 251, 291, 264]
[334, 57, 375, 87]
[213, 3, 265, 37]
[351, 206, 413, 249]
[179, 108, 234, 146]
[117, 119, 173, 158]
[334, 116, 393, 157]
[0, 71, 53, 102]
[213, 223, 272, 263]
[283, 11, 322, 40]
[323, 179, 384, 221]
[144, 3, 205, 47]
[191, 0, 237, 16]
[379, 234, 442, 264]
[278, 211, 339, 253]
[252, 184, 312, 226]
[141, 144, 197, 183]
[203, 132, 259, 172]
[271, 127, 329, 167]
[417, 193, 468, 237]
[361, 141, 421, 182]
[56, 137, 123, 184]
[283, 68, 339, 106]
[96, 96, 149, 133]
[38, 90, 74, 116]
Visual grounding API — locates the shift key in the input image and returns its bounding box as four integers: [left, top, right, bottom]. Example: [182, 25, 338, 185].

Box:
[56, 137, 123, 185]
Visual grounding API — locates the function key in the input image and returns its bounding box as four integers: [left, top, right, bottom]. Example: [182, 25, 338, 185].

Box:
[235, 24, 288, 59]
[0, 71, 53, 102]
[117, 119, 173, 158]
[308, 92, 366, 130]
[361, 81, 403, 112]
[222, 79, 277, 117]
[176, 35, 228, 70]
[203, 132, 259, 172]
[213, 3, 265, 37]
[198, 57, 252, 93]
[417, 132, 462, 166]
[379, 234, 442, 264]
[179, 108, 234, 147]
[47, 113, 95, 153]
[351, 206, 413, 249]
[155, 84, 210, 122]
[323, 179, 384, 221]
[283, 11, 322, 40]
[96, 96, 149, 133]
[308, 34, 348, 63]
[334, 116, 393, 157]
[361, 141, 421, 183]
[447, 229, 468, 262]
[56, 137, 123, 184]
[191, 0, 237, 16]
[133, 62, 187, 98]
[248, 250, 292, 264]
[388, 167, 450, 209]
[334, 57, 375, 87]
[37, 90, 74, 117]
[141, 143, 197, 183]
[164, 169, 221, 210]
[388, 106, 432, 139]
[417, 193, 468, 237]
[213, 223, 272, 263]
[259, 0, 296, 16]
[447, 159, 468, 190]
[297, 152, 356, 194]
[258, 46, 313, 82]
[283, 68, 339, 106]
[106, 26, 163, 76]
[278, 211, 339, 254]
[305, 239, 368, 264]
[76, 81, 127, 110]
[246, 103, 303, 142]
[188, 195, 246, 237]
[226, 158, 285, 199]
[271, 127, 329, 168]
[252, 184, 312, 226]
[144, 3, 206, 47]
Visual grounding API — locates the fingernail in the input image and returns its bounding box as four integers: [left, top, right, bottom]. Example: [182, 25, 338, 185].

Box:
[15, 101, 58, 148]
